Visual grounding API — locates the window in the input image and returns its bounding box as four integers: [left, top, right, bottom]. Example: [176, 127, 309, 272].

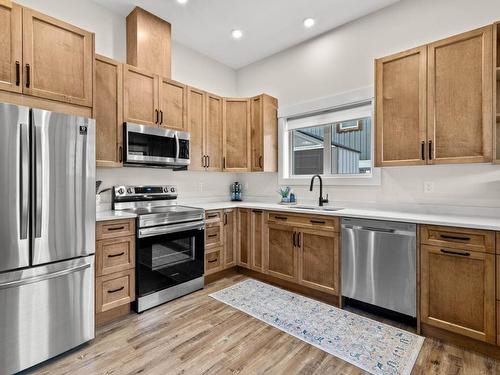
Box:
[285, 103, 373, 179]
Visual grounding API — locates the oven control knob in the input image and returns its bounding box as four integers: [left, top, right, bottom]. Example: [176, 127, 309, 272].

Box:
[163, 187, 169, 193]
[170, 187, 176, 193]
[127, 188, 133, 194]
[117, 188, 125, 195]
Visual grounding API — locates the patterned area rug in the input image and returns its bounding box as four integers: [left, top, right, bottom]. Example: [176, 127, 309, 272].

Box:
[210, 279, 424, 375]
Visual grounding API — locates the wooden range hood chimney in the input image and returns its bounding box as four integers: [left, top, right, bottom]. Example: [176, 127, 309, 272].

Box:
[126, 7, 172, 78]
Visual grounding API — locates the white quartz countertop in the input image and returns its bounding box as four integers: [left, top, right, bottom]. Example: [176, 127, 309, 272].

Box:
[186, 201, 500, 231]
[96, 201, 500, 231]
[96, 210, 138, 222]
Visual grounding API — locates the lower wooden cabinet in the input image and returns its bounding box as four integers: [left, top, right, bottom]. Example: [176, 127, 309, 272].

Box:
[420, 244, 496, 344]
[267, 222, 298, 283]
[95, 219, 136, 325]
[299, 228, 339, 295]
[237, 208, 251, 268]
[223, 209, 237, 268]
[205, 248, 222, 275]
[250, 210, 265, 271]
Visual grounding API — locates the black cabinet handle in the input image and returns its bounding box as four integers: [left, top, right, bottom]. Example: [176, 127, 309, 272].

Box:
[155, 109, 159, 124]
[421, 141, 425, 161]
[292, 232, 296, 247]
[224, 213, 228, 225]
[108, 252, 125, 258]
[207, 234, 218, 238]
[202, 155, 206, 168]
[207, 155, 210, 168]
[440, 234, 471, 241]
[223, 157, 226, 169]
[207, 214, 218, 219]
[274, 216, 287, 221]
[107, 226, 125, 231]
[118, 145, 123, 163]
[208, 259, 218, 264]
[259, 156, 263, 169]
[440, 249, 470, 257]
[25, 64, 30, 88]
[252, 210, 263, 213]
[107, 286, 125, 293]
[428, 140, 433, 160]
[15, 61, 20, 86]
[297, 232, 301, 247]
[310, 220, 326, 224]
[160, 110, 164, 125]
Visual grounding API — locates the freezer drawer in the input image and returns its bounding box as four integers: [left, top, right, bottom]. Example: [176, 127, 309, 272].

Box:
[342, 218, 417, 317]
[0, 256, 95, 375]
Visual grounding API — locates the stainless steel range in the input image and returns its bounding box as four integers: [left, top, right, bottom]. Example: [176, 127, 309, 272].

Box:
[113, 185, 205, 312]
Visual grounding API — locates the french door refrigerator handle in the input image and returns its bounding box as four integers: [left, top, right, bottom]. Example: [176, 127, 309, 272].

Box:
[0, 262, 91, 290]
[19, 123, 29, 239]
[34, 125, 43, 238]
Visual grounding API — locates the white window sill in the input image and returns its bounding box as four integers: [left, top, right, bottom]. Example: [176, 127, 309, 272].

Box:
[278, 168, 382, 186]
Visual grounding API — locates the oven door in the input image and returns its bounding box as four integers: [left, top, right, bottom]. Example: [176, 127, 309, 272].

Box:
[124, 123, 176, 166]
[136, 221, 205, 299]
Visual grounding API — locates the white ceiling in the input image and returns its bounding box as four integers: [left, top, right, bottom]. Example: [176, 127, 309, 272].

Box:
[93, 0, 401, 69]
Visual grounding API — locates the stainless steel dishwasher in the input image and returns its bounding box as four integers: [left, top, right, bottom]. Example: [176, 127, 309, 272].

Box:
[342, 217, 417, 317]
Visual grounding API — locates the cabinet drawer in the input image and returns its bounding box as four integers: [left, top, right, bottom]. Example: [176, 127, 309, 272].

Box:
[205, 210, 222, 223]
[206, 225, 222, 249]
[96, 269, 135, 313]
[205, 248, 222, 275]
[96, 236, 135, 276]
[96, 219, 135, 240]
[268, 212, 338, 232]
[420, 225, 494, 254]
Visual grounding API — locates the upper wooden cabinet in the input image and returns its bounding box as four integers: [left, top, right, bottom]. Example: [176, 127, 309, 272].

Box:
[159, 77, 186, 130]
[22, 7, 94, 107]
[123, 64, 159, 126]
[223, 98, 251, 172]
[187, 86, 206, 171]
[495, 23, 500, 162]
[0, 2, 22, 93]
[0, 3, 94, 107]
[251, 94, 278, 172]
[428, 26, 493, 164]
[376, 25, 493, 167]
[95, 55, 123, 167]
[375, 47, 427, 166]
[126, 7, 171, 78]
[188, 89, 223, 171]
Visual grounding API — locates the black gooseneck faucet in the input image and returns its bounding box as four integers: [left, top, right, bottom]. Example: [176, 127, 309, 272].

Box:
[309, 174, 329, 207]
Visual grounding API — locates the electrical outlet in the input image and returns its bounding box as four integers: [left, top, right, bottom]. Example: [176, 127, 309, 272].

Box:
[423, 181, 435, 193]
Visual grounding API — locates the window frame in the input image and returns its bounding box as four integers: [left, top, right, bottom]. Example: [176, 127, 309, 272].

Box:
[278, 87, 381, 186]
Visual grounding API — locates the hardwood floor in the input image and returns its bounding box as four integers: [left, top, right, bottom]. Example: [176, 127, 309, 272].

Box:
[28, 274, 500, 375]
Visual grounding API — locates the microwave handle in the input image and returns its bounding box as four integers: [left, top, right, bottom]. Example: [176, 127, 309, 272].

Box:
[175, 132, 180, 160]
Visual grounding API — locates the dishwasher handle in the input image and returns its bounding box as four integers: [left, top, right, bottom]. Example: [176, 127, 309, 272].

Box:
[343, 224, 415, 237]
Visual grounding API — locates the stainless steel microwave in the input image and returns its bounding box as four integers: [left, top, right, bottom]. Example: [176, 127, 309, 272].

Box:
[124, 123, 190, 169]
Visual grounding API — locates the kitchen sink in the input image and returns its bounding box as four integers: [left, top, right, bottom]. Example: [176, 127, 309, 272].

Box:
[286, 205, 343, 212]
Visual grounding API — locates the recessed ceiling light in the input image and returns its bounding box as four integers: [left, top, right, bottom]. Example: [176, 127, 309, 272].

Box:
[177, 0, 188, 4]
[231, 29, 243, 39]
[303, 18, 315, 28]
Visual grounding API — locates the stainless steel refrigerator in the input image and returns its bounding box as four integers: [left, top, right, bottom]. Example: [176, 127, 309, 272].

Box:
[0, 102, 95, 374]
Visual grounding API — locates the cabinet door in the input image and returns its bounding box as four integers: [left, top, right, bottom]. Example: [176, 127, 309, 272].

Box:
[22, 7, 94, 106]
[375, 46, 427, 166]
[250, 209, 265, 272]
[187, 86, 206, 171]
[206, 93, 223, 171]
[95, 55, 123, 167]
[251, 95, 278, 172]
[428, 26, 493, 164]
[0, 3, 22, 93]
[159, 77, 187, 130]
[223, 209, 237, 268]
[223, 98, 250, 172]
[267, 223, 297, 283]
[298, 229, 339, 295]
[250, 95, 263, 171]
[420, 245, 495, 343]
[123, 65, 158, 126]
[238, 209, 251, 268]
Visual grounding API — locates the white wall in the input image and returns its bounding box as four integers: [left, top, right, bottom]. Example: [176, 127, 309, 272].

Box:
[236, 0, 500, 208]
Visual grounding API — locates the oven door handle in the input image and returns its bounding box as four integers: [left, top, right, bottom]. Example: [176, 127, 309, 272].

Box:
[138, 221, 205, 238]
